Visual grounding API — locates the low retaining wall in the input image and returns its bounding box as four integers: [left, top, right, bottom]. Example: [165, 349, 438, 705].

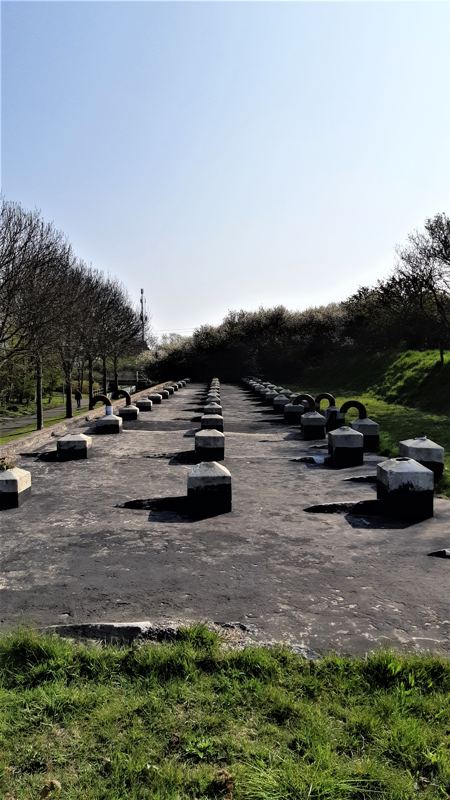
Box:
[0, 381, 175, 460]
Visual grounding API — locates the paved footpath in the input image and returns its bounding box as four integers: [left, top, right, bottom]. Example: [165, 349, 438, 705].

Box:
[0, 398, 90, 433]
[0, 382, 449, 656]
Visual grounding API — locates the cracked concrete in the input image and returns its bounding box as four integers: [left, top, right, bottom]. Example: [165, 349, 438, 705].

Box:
[0, 382, 449, 656]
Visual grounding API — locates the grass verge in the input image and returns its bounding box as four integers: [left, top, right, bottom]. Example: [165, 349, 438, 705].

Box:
[0, 627, 449, 799]
[0, 395, 73, 418]
[0, 409, 86, 445]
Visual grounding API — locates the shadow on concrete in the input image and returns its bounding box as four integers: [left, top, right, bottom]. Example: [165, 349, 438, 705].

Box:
[291, 455, 327, 465]
[145, 452, 176, 460]
[168, 450, 199, 465]
[183, 428, 199, 438]
[19, 450, 59, 462]
[343, 475, 377, 484]
[305, 498, 414, 530]
[116, 495, 231, 522]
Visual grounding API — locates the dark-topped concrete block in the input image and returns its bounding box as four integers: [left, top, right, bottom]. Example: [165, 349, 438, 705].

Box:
[377, 457, 434, 521]
[118, 404, 139, 421]
[398, 436, 444, 482]
[57, 433, 92, 460]
[94, 413, 123, 434]
[200, 414, 224, 432]
[136, 398, 153, 412]
[328, 426, 364, 468]
[195, 429, 225, 461]
[0, 467, 32, 509]
[187, 461, 232, 514]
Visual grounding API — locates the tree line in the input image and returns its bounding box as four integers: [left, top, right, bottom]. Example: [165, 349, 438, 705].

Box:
[142, 213, 450, 381]
[0, 198, 146, 427]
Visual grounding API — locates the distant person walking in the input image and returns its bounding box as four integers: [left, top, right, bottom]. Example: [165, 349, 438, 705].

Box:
[74, 388, 82, 409]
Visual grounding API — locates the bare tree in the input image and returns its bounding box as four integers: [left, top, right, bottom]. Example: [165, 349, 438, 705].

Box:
[16, 217, 73, 428]
[56, 260, 90, 418]
[396, 213, 450, 364]
[0, 199, 47, 365]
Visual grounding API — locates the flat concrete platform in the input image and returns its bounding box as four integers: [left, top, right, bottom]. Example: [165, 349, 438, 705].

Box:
[0, 383, 449, 656]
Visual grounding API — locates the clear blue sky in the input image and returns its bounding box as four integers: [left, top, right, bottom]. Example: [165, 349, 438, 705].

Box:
[2, 1, 450, 337]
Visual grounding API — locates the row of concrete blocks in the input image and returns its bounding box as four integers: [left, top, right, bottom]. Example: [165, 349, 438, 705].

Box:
[95, 379, 190, 434]
[243, 377, 380, 450]
[243, 377, 443, 520]
[189, 379, 231, 512]
[197, 378, 225, 460]
[243, 376, 445, 479]
[326, 424, 442, 520]
[328, 426, 445, 480]
[0, 380, 191, 509]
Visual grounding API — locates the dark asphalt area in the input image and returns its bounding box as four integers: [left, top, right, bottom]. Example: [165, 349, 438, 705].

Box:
[0, 382, 449, 656]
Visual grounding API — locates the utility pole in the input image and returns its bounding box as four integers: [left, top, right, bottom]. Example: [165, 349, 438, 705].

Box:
[140, 288, 148, 344]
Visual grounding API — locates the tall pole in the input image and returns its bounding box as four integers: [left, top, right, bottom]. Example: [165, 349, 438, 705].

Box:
[140, 288, 147, 344]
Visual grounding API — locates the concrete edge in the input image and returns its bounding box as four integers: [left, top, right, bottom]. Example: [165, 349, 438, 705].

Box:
[0, 381, 177, 458]
[41, 619, 318, 658]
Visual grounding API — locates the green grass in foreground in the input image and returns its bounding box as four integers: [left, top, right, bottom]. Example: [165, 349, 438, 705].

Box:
[0, 627, 449, 799]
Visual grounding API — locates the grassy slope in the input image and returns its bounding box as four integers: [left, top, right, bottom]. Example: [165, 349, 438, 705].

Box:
[0, 627, 449, 800]
[296, 350, 450, 412]
[287, 349, 450, 497]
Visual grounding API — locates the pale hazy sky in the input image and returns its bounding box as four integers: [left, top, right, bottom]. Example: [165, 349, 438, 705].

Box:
[2, 1, 450, 337]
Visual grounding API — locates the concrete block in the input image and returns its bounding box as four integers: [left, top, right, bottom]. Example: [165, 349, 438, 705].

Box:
[161, 390, 170, 399]
[325, 406, 345, 432]
[94, 414, 123, 434]
[195, 429, 225, 461]
[328, 426, 364, 468]
[149, 393, 162, 404]
[136, 398, 153, 412]
[187, 461, 232, 514]
[171, 385, 178, 392]
[167, 387, 175, 395]
[398, 436, 444, 481]
[57, 433, 92, 461]
[204, 403, 223, 416]
[301, 411, 326, 440]
[0, 467, 32, 509]
[118, 404, 139, 421]
[264, 391, 278, 404]
[273, 394, 290, 412]
[284, 403, 307, 425]
[351, 417, 380, 451]
[377, 457, 434, 521]
[201, 413, 224, 432]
